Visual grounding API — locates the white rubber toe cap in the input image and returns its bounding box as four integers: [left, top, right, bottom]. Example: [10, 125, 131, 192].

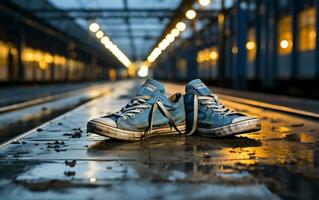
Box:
[92, 117, 117, 127]
[232, 116, 253, 123]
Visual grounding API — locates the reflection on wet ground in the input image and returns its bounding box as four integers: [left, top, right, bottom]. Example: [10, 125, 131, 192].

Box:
[0, 81, 318, 199]
[0, 83, 114, 143]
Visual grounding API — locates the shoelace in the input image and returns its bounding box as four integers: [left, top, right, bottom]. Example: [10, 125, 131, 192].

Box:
[186, 94, 237, 136]
[111, 96, 183, 137]
[113, 96, 151, 119]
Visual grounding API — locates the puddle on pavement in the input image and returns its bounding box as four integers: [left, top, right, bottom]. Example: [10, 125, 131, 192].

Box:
[85, 133, 319, 199]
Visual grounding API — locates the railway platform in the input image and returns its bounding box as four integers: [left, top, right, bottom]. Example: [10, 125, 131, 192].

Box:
[0, 80, 318, 200]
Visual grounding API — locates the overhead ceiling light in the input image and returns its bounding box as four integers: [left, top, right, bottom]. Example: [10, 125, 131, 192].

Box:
[100, 36, 110, 44]
[166, 34, 174, 43]
[96, 31, 104, 39]
[88, 25, 131, 68]
[171, 28, 180, 37]
[153, 47, 162, 55]
[176, 22, 186, 32]
[147, 48, 162, 63]
[105, 41, 112, 49]
[89, 23, 100, 32]
[159, 39, 169, 50]
[199, 0, 211, 7]
[137, 65, 149, 77]
[186, 9, 196, 20]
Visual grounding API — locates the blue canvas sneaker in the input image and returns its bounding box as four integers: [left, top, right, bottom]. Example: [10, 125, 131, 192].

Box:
[87, 79, 186, 141]
[184, 79, 261, 137]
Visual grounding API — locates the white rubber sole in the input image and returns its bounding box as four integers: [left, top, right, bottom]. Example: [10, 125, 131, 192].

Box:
[87, 120, 186, 141]
[197, 118, 261, 137]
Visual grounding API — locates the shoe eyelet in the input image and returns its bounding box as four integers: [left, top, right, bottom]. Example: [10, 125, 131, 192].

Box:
[156, 98, 161, 102]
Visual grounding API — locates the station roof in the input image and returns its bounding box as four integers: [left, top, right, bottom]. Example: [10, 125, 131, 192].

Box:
[9, 0, 233, 62]
[47, 0, 181, 61]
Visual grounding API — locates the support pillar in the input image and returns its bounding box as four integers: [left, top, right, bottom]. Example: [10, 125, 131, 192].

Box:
[217, 0, 226, 86]
[185, 47, 198, 81]
[291, 0, 299, 79]
[255, 0, 262, 80]
[234, 0, 248, 90]
[267, 0, 278, 87]
[16, 26, 25, 82]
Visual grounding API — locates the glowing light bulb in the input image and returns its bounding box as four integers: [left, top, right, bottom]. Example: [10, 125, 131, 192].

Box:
[186, 9, 196, 20]
[137, 65, 149, 77]
[166, 34, 174, 43]
[96, 31, 104, 39]
[280, 40, 289, 49]
[159, 39, 169, 50]
[199, 0, 211, 7]
[246, 41, 256, 50]
[232, 47, 238, 54]
[209, 51, 218, 60]
[105, 41, 112, 49]
[100, 36, 110, 44]
[171, 28, 180, 37]
[89, 23, 100, 32]
[176, 22, 186, 32]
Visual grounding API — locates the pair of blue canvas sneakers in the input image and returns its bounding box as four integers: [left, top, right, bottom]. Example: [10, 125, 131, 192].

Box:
[87, 79, 261, 141]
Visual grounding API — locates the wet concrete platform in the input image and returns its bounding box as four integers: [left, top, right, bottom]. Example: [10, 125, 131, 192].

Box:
[0, 82, 117, 143]
[0, 82, 105, 107]
[0, 80, 319, 200]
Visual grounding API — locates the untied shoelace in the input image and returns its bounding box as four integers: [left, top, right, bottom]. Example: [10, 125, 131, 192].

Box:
[110, 95, 183, 137]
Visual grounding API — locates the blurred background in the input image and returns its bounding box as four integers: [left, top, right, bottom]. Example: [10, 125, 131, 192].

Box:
[0, 0, 318, 98]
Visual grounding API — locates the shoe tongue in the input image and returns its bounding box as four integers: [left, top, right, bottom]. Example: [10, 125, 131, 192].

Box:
[137, 79, 165, 96]
[186, 79, 211, 95]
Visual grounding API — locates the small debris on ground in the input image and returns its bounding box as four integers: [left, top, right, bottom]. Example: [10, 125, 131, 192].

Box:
[203, 152, 211, 159]
[65, 160, 77, 167]
[55, 148, 67, 152]
[284, 133, 300, 142]
[290, 123, 304, 127]
[64, 171, 76, 177]
[64, 128, 82, 138]
[270, 119, 281, 123]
